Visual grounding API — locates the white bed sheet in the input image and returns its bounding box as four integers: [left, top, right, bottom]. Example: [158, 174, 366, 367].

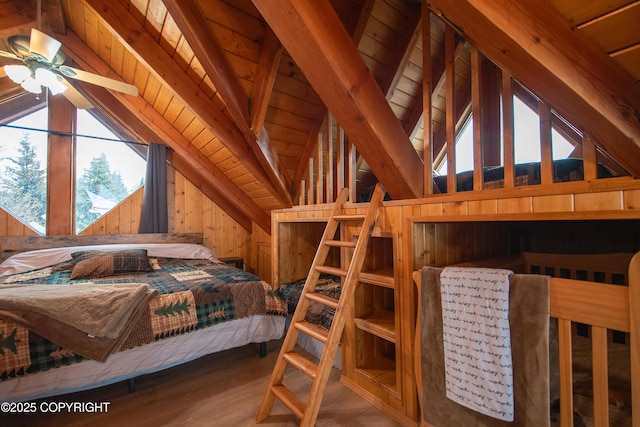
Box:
[0, 314, 284, 402]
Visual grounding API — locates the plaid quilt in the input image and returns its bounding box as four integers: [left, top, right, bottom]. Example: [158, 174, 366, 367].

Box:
[277, 274, 341, 330]
[0, 257, 286, 380]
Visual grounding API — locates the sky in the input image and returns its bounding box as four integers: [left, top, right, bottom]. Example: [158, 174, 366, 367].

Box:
[438, 97, 574, 175]
[0, 107, 146, 191]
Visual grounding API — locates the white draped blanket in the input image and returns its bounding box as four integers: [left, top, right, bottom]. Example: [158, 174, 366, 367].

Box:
[440, 266, 514, 421]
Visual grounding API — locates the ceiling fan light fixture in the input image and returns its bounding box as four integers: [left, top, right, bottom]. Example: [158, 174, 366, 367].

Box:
[4, 64, 31, 83]
[35, 67, 67, 95]
[21, 76, 42, 94]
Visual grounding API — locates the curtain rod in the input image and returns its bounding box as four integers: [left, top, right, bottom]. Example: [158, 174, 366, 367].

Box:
[0, 123, 150, 147]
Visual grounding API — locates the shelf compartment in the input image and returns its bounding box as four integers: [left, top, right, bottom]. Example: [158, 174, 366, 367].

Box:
[354, 329, 398, 395]
[354, 311, 396, 343]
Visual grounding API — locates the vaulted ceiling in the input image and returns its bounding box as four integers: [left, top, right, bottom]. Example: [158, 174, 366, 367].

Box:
[0, 0, 639, 234]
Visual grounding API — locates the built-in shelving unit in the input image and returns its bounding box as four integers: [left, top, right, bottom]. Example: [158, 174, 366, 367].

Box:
[341, 232, 413, 425]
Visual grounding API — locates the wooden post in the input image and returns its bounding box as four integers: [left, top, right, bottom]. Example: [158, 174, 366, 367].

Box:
[326, 113, 334, 202]
[539, 101, 553, 185]
[502, 71, 515, 188]
[422, 5, 434, 196]
[47, 94, 75, 235]
[316, 133, 324, 204]
[336, 126, 345, 191]
[471, 47, 483, 191]
[445, 25, 456, 193]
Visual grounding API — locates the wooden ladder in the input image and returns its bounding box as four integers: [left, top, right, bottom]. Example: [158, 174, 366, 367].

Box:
[256, 184, 386, 426]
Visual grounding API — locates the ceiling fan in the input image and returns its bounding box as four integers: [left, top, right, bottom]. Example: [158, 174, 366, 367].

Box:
[0, 28, 138, 109]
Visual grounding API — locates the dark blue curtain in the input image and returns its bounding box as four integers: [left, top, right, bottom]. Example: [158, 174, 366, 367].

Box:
[138, 142, 168, 233]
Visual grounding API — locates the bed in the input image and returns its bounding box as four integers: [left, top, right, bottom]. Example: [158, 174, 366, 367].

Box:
[413, 251, 639, 427]
[357, 158, 620, 201]
[0, 233, 287, 402]
[276, 273, 343, 368]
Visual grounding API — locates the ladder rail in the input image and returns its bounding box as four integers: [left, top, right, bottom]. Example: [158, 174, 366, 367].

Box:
[256, 184, 386, 426]
[301, 184, 386, 426]
[256, 187, 350, 421]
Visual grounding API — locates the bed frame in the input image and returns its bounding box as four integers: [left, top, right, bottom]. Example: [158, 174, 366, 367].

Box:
[413, 251, 640, 427]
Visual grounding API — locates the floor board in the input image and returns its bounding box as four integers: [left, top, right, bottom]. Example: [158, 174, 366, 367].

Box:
[1, 340, 403, 426]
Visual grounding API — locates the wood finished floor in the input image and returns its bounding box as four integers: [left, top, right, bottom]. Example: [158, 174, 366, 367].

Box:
[1, 340, 403, 427]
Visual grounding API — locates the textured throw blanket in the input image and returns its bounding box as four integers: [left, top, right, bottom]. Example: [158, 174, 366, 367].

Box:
[0, 257, 287, 380]
[420, 266, 550, 427]
[0, 283, 157, 362]
[440, 267, 514, 421]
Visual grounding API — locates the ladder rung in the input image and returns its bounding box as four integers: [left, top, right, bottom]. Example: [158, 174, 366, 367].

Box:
[305, 292, 339, 309]
[294, 321, 329, 343]
[315, 265, 346, 277]
[324, 239, 356, 248]
[333, 214, 365, 221]
[271, 384, 306, 420]
[283, 351, 319, 379]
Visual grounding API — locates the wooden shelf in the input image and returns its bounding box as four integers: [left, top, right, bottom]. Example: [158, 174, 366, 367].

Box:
[356, 356, 398, 395]
[354, 311, 396, 343]
[359, 268, 394, 287]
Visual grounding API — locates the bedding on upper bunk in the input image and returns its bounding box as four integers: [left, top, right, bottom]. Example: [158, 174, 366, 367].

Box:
[357, 158, 619, 201]
[276, 274, 341, 330]
[0, 245, 287, 382]
[433, 158, 618, 193]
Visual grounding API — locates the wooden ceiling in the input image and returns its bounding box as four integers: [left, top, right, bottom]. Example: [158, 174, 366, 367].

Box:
[0, 0, 639, 234]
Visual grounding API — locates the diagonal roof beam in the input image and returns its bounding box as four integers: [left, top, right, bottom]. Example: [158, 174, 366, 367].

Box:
[57, 30, 270, 234]
[276, 0, 424, 199]
[250, 27, 282, 136]
[80, 0, 290, 206]
[428, 0, 640, 177]
[291, 0, 375, 199]
[380, 3, 422, 101]
[162, 0, 292, 207]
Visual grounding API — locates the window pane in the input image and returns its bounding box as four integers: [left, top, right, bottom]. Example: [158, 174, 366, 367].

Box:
[513, 97, 541, 164]
[75, 110, 145, 234]
[0, 108, 48, 234]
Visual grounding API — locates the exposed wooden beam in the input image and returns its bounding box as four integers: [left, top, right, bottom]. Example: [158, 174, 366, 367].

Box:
[290, 0, 373, 201]
[382, 3, 422, 101]
[80, 0, 290, 207]
[162, 0, 292, 207]
[253, 0, 423, 200]
[250, 27, 282, 136]
[57, 30, 271, 234]
[0, 0, 35, 40]
[46, 93, 74, 235]
[427, 0, 640, 177]
[0, 91, 44, 122]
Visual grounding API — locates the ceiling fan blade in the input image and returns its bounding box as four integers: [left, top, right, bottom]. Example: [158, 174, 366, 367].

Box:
[58, 66, 139, 96]
[60, 77, 94, 110]
[0, 50, 21, 61]
[29, 28, 62, 63]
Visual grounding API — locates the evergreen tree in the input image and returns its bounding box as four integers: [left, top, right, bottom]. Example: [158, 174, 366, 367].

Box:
[0, 133, 46, 230]
[75, 153, 129, 232]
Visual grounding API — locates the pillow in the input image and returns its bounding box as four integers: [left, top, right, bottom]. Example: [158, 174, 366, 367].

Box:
[70, 249, 153, 280]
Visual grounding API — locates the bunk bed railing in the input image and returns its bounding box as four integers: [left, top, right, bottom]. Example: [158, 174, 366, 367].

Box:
[412, 251, 640, 426]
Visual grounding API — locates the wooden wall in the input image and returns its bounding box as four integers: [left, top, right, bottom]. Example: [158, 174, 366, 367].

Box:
[0, 166, 268, 282]
[0, 207, 39, 237]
